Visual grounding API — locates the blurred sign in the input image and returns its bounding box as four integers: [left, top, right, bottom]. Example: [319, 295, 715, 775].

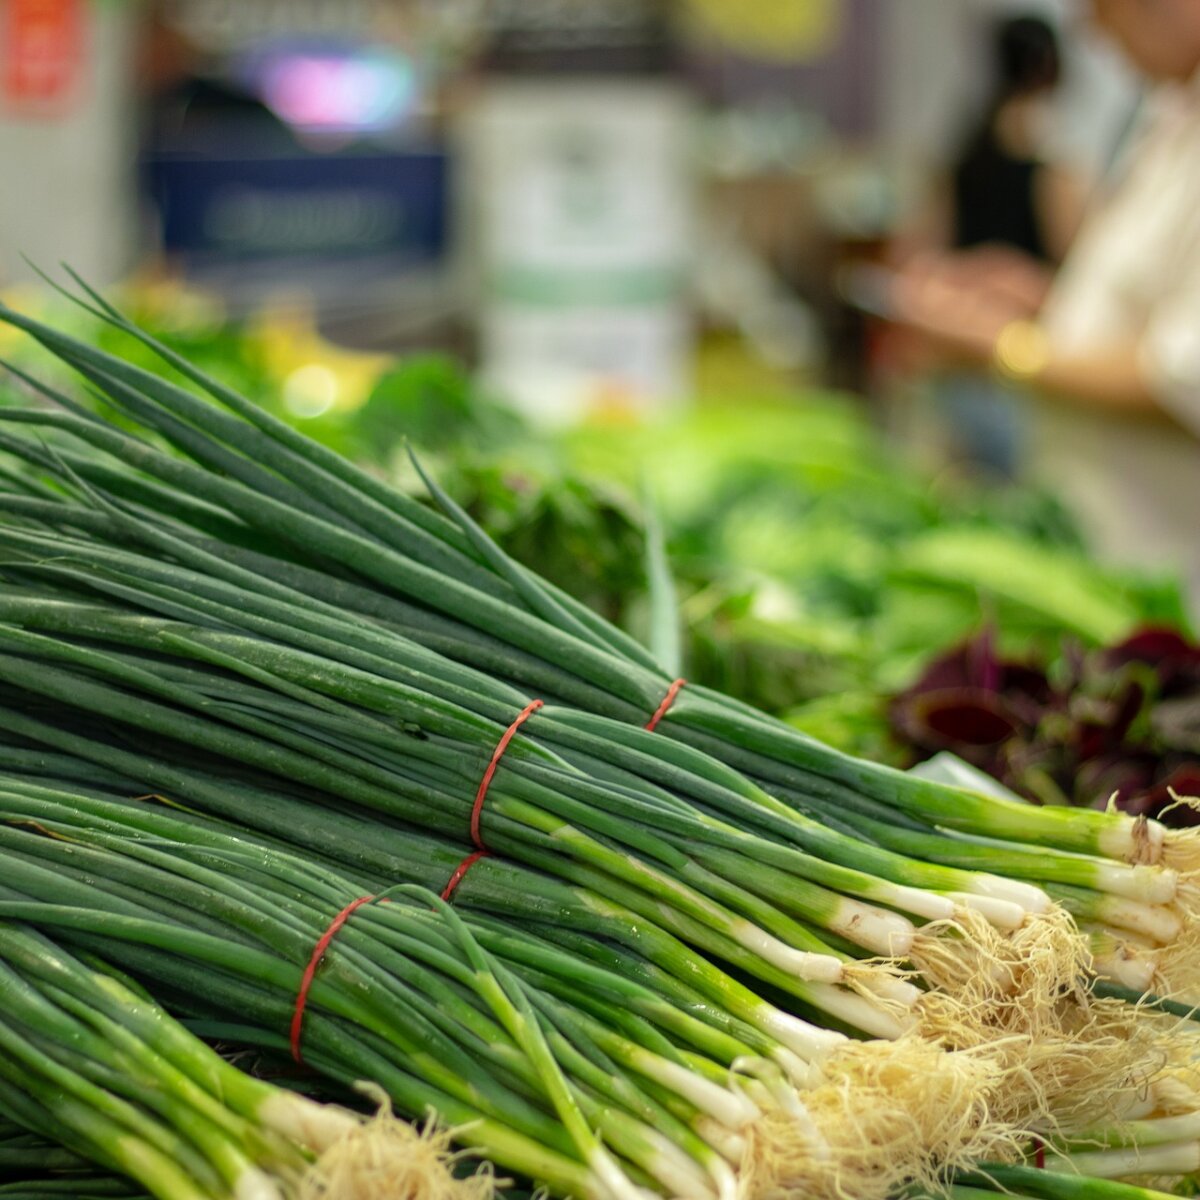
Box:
[146, 150, 448, 269]
[684, 0, 843, 61]
[165, 0, 487, 79]
[482, 0, 673, 75]
[464, 82, 692, 424]
[168, 0, 390, 48]
[2, 0, 85, 113]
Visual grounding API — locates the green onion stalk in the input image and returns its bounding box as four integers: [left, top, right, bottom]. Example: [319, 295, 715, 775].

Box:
[0, 678, 1171, 1197]
[0, 1171, 147, 1200]
[904, 1093, 1200, 1200]
[923, 1072, 1200, 1186]
[1, 1113, 100, 1174]
[0, 479, 1177, 974]
[0, 739, 843, 1076]
[5, 723, 1155, 1161]
[911, 1172, 1187, 1200]
[0, 520, 960, 953]
[1082, 927, 1171, 995]
[780, 787, 1198, 998]
[0, 1180, 146, 1198]
[0, 288, 1186, 896]
[1, 1113, 149, 1196]
[0, 519, 1178, 1004]
[72, 275, 1194, 886]
[0, 923, 497, 1200]
[0, 617, 1172, 1139]
[1042, 1133, 1200, 1180]
[0, 783, 1031, 1199]
[950, 1163, 1197, 1200]
[0, 538, 1178, 994]
[0, 477, 1162, 940]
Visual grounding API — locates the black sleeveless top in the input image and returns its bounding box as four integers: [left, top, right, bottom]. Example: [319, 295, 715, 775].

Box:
[951, 125, 1049, 262]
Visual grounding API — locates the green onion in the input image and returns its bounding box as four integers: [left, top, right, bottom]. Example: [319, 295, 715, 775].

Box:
[0, 284, 1196, 1198]
[0, 923, 496, 1200]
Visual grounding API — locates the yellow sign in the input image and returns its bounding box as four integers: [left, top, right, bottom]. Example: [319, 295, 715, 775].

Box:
[685, 0, 844, 60]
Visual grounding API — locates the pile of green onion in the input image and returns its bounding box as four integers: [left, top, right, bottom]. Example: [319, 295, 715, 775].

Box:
[0, 280, 1197, 1199]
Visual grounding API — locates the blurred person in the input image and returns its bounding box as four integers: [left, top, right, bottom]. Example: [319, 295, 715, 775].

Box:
[888, 0, 1200, 620]
[946, 14, 1084, 264]
[893, 14, 1086, 474]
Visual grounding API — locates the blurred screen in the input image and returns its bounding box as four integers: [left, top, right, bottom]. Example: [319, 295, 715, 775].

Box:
[235, 42, 421, 136]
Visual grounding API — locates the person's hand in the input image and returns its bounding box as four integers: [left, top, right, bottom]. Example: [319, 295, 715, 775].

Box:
[956, 244, 1053, 313]
[890, 255, 1034, 368]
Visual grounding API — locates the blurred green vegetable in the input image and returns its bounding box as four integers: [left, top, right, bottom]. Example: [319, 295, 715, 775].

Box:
[5, 284, 1184, 762]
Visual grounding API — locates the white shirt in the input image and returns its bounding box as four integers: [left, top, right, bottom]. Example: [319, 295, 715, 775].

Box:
[1036, 70, 1200, 617]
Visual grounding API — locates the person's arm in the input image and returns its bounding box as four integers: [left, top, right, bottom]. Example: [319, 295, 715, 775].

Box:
[1030, 222, 1200, 427]
[892, 270, 1165, 418]
[991, 324, 1159, 413]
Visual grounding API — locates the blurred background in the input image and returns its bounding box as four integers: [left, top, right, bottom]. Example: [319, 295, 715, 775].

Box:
[0, 0, 1139, 410]
[4, 0, 1200, 817]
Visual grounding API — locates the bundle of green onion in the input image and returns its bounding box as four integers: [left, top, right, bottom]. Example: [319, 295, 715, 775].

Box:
[0, 923, 495, 1200]
[0, 280, 1197, 1197]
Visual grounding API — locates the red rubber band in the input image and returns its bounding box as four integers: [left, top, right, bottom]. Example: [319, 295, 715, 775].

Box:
[290, 894, 376, 1063]
[292, 845, 492, 1061]
[1034, 1138, 1045, 1170]
[471, 699, 543, 851]
[440, 850, 491, 902]
[291, 701, 544, 1062]
[645, 678, 687, 732]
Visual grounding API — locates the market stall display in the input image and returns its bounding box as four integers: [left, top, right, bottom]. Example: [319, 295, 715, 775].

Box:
[0, 285, 1198, 1199]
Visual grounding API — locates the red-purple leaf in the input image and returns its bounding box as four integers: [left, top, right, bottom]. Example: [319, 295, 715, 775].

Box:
[889, 622, 1199, 820]
[892, 688, 1020, 750]
[1076, 752, 1158, 808]
[902, 632, 1004, 695]
[1075, 681, 1145, 760]
[1102, 626, 1200, 693]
